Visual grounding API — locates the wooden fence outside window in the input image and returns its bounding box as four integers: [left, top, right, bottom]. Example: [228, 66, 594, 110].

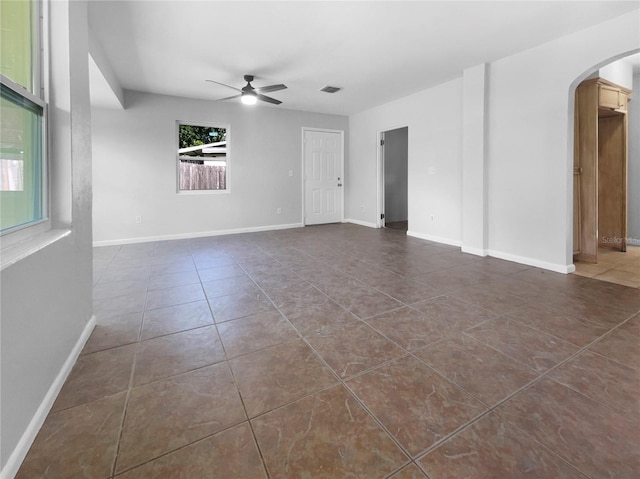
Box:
[179, 162, 226, 190]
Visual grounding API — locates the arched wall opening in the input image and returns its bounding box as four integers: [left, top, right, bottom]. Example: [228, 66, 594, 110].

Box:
[567, 48, 640, 274]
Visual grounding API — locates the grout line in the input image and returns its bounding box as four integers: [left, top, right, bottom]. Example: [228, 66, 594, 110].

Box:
[199, 252, 274, 478]
[108, 257, 150, 478]
[383, 461, 427, 479]
[110, 420, 258, 477]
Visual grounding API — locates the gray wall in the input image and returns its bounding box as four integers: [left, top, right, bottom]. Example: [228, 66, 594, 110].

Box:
[1, 0, 94, 471]
[384, 127, 408, 223]
[92, 92, 348, 243]
[629, 71, 640, 244]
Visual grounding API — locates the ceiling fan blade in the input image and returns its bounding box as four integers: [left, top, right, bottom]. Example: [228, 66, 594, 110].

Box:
[257, 94, 282, 105]
[206, 79, 242, 92]
[258, 84, 287, 93]
[215, 94, 242, 102]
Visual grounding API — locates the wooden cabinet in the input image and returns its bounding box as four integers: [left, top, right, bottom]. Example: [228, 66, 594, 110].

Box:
[599, 84, 627, 111]
[573, 78, 631, 263]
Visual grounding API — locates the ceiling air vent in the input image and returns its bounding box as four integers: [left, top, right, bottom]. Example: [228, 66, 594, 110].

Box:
[320, 86, 341, 93]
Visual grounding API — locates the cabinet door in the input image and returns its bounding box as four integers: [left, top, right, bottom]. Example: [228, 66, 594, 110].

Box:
[598, 115, 627, 252]
[573, 166, 581, 255]
[599, 85, 620, 110]
[574, 83, 599, 263]
[618, 92, 628, 112]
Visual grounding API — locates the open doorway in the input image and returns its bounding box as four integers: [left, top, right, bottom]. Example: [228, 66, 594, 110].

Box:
[380, 127, 408, 231]
[572, 52, 640, 288]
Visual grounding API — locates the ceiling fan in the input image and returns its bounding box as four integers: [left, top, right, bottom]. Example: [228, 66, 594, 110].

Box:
[206, 75, 287, 105]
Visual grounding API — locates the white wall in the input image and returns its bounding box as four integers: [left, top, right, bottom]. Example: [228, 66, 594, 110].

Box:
[348, 78, 463, 242]
[598, 57, 634, 90]
[1, 0, 94, 476]
[92, 92, 348, 244]
[347, 10, 639, 271]
[629, 71, 640, 244]
[384, 127, 408, 223]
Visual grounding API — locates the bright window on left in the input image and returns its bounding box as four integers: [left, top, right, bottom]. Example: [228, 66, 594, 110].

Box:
[0, 0, 46, 233]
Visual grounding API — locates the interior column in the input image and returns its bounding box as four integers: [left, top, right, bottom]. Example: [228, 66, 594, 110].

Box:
[461, 63, 488, 255]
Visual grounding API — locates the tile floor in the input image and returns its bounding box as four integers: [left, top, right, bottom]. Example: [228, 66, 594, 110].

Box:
[17, 224, 640, 478]
[574, 246, 640, 288]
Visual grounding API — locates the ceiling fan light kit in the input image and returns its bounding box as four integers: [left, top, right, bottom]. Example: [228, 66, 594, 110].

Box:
[206, 74, 287, 106]
[241, 91, 257, 105]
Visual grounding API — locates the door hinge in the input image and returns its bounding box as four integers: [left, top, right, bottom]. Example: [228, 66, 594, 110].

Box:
[380, 139, 385, 146]
[380, 214, 385, 219]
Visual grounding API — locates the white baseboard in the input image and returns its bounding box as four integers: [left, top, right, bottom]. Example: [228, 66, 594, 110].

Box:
[1, 316, 96, 479]
[92, 223, 576, 275]
[406, 233, 573, 274]
[461, 246, 489, 257]
[343, 218, 378, 229]
[487, 249, 575, 274]
[93, 223, 305, 247]
[406, 230, 462, 247]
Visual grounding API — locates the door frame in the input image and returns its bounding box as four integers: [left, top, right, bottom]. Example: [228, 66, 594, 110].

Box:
[301, 127, 345, 226]
[377, 124, 409, 229]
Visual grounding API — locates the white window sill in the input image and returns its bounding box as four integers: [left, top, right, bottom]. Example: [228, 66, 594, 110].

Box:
[0, 229, 71, 271]
[176, 189, 231, 195]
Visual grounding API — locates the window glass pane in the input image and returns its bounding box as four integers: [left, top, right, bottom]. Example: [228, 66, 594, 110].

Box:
[178, 124, 227, 191]
[0, 86, 43, 231]
[0, 0, 33, 92]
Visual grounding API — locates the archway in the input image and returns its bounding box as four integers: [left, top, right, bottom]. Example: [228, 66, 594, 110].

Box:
[568, 49, 640, 287]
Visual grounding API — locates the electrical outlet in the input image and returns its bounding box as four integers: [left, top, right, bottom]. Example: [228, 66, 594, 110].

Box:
[135, 215, 142, 224]
[277, 208, 282, 214]
[288, 170, 294, 177]
[430, 215, 435, 222]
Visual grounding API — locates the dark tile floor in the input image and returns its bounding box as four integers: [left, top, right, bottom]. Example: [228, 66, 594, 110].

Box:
[17, 224, 640, 478]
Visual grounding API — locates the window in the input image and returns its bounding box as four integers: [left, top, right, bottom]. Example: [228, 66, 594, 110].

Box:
[1, 0, 46, 233]
[177, 122, 228, 192]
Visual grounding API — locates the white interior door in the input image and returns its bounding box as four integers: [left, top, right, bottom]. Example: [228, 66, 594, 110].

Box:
[304, 130, 343, 225]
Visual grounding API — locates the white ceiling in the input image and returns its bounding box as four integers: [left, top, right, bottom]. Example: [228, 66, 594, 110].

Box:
[88, 1, 640, 115]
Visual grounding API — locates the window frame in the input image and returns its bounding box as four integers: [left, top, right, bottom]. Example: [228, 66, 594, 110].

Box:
[0, 0, 49, 242]
[175, 120, 230, 195]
